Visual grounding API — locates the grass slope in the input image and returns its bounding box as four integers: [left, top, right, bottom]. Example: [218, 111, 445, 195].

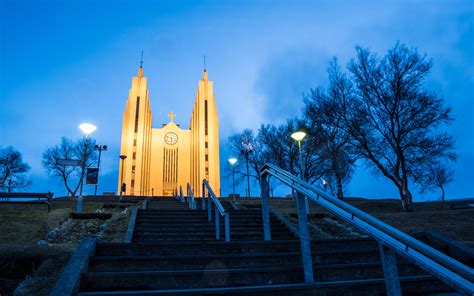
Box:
[0, 200, 132, 296]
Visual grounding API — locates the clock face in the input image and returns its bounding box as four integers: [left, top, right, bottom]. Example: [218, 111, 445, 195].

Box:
[164, 132, 178, 145]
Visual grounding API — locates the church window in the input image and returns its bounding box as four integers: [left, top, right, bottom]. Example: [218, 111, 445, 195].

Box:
[205, 142, 208, 148]
[205, 154, 208, 161]
[204, 100, 208, 135]
[132, 165, 135, 173]
[131, 179, 135, 188]
[133, 152, 136, 159]
[134, 139, 137, 146]
[134, 96, 140, 133]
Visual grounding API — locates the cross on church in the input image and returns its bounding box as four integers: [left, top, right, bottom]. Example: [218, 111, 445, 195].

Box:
[168, 112, 176, 122]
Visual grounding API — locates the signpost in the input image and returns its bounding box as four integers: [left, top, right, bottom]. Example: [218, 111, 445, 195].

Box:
[56, 159, 83, 166]
[86, 168, 99, 185]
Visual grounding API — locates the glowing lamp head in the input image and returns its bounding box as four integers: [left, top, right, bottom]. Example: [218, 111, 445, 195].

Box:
[291, 130, 307, 142]
[79, 123, 97, 136]
[228, 158, 238, 165]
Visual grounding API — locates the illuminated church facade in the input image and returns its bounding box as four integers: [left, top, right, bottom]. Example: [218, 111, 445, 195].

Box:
[118, 65, 220, 197]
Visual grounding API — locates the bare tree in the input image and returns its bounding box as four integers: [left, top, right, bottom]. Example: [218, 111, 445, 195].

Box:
[0, 146, 31, 192]
[340, 42, 456, 211]
[258, 118, 324, 184]
[420, 162, 454, 206]
[42, 137, 97, 196]
[304, 59, 357, 199]
[226, 129, 267, 191]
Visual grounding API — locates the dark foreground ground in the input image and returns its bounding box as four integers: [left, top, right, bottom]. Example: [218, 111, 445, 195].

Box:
[0, 197, 473, 295]
[0, 200, 131, 296]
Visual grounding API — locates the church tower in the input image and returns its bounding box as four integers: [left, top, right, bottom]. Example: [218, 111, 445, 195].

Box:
[117, 65, 152, 196]
[190, 70, 220, 196]
[118, 63, 220, 197]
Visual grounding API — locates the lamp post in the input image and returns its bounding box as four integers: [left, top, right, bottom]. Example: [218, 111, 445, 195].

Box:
[78, 123, 97, 213]
[291, 129, 308, 211]
[241, 142, 253, 198]
[93, 144, 107, 196]
[119, 155, 127, 202]
[228, 157, 237, 201]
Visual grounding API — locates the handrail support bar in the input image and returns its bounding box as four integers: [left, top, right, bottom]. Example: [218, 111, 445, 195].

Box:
[296, 190, 314, 283]
[260, 175, 272, 241]
[202, 182, 206, 210]
[208, 191, 212, 221]
[379, 243, 402, 295]
[215, 205, 220, 240]
[225, 213, 230, 242]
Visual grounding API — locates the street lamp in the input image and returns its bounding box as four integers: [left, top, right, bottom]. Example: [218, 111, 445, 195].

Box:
[241, 142, 253, 198]
[291, 129, 307, 179]
[228, 157, 238, 201]
[291, 129, 308, 211]
[93, 144, 108, 196]
[119, 155, 127, 202]
[77, 123, 96, 213]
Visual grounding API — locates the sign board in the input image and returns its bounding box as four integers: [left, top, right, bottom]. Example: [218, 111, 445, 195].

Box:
[56, 159, 83, 166]
[86, 168, 99, 184]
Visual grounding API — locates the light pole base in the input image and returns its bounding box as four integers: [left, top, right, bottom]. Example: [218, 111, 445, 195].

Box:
[76, 196, 83, 213]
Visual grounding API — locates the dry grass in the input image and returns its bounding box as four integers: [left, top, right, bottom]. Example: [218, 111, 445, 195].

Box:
[0, 200, 132, 296]
[233, 197, 474, 246]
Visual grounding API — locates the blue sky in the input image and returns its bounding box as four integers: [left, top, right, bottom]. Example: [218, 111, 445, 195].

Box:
[1, 0, 473, 200]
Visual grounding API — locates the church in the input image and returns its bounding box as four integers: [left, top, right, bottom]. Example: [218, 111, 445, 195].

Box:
[117, 63, 220, 197]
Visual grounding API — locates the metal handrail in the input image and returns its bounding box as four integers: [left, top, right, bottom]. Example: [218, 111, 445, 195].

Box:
[173, 189, 178, 200]
[263, 164, 473, 280]
[186, 183, 196, 209]
[260, 163, 474, 295]
[203, 179, 230, 242]
[179, 186, 184, 202]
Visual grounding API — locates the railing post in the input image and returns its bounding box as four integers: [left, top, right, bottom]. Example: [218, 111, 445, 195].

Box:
[202, 182, 206, 210]
[379, 243, 402, 296]
[215, 206, 220, 240]
[296, 190, 314, 283]
[208, 191, 212, 222]
[190, 191, 194, 209]
[225, 212, 230, 242]
[260, 174, 272, 241]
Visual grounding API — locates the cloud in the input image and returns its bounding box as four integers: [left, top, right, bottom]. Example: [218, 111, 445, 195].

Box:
[254, 47, 332, 124]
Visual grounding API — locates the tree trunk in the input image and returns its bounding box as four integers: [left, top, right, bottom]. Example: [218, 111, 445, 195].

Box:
[61, 173, 75, 197]
[440, 186, 445, 208]
[336, 174, 344, 200]
[400, 189, 413, 212]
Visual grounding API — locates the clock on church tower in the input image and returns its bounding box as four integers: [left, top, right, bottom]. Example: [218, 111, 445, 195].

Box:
[164, 132, 178, 145]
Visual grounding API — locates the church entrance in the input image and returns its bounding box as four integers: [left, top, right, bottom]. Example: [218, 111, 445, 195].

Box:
[162, 147, 178, 196]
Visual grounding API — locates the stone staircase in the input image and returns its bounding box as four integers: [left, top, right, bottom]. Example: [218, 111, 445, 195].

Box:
[71, 197, 455, 295]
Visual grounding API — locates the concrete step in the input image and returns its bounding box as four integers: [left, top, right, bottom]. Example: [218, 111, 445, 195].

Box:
[136, 213, 278, 219]
[78, 263, 437, 292]
[134, 226, 291, 233]
[75, 275, 453, 296]
[89, 252, 303, 272]
[134, 222, 284, 228]
[135, 218, 278, 223]
[88, 250, 389, 273]
[135, 217, 282, 223]
[96, 239, 378, 256]
[95, 245, 381, 265]
[132, 233, 297, 242]
[88, 256, 425, 280]
[133, 229, 293, 237]
[79, 266, 304, 291]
